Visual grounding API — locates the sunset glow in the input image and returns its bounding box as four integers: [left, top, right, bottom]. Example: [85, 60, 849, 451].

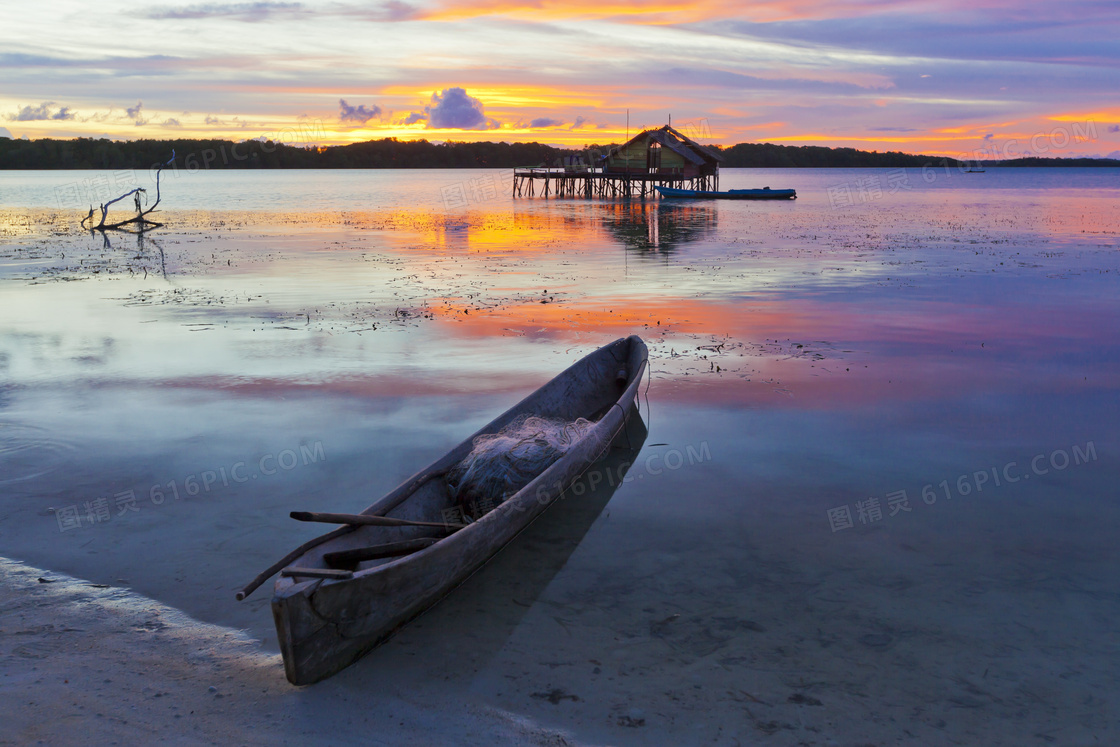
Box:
[2, 0, 1118, 157]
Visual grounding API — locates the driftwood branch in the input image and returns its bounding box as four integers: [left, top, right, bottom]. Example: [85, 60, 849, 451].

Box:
[82, 151, 175, 231]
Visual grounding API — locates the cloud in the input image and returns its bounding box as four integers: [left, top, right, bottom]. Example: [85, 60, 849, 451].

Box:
[569, 116, 589, 130]
[983, 132, 994, 140]
[528, 117, 563, 128]
[126, 102, 142, 118]
[0, 127, 12, 138]
[869, 126, 918, 132]
[1, 52, 266, 78]
[339, 98, 382, 124]
[418, 87, 499, 130]
[8, 101, 76, 121]
[163, 118, 183, 127]
[145, 0, 417, 22]
[341, 1, 419, 21]
[204, 114, 248, 128]
[126, 101, 148, 126]
[378, 1, 419, 20]
[79, 107, 117, 124]
[145, 2, 303, 21]
[1109, 125, 1120, 133]
[402, 111, 427, 125]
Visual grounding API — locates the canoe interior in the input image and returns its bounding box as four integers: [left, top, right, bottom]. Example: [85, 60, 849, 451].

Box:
[384, 411, 648, 660]
[274, 334, 647, 591]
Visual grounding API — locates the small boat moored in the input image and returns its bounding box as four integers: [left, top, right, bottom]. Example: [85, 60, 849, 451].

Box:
[238, 335, 649, 685]
[656, 185, 796, 200]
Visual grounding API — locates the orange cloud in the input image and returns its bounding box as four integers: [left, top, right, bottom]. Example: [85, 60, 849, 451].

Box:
[415, 0, 967, 24]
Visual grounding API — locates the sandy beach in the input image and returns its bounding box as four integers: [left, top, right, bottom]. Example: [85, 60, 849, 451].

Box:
[0, 556, 579, 746]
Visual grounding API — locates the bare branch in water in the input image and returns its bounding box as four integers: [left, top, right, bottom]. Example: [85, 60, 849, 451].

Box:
[86, 151, 175, 231]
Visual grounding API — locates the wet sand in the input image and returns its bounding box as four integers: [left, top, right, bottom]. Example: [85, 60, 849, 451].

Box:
[0, 556, 573, 746]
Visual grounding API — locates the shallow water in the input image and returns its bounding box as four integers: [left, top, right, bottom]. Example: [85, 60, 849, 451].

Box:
[1, 167, 1119, 743]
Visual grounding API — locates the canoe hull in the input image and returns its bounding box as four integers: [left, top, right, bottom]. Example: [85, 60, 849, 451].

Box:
[271, 335, 648, 685]
[656, 186, 796, 200]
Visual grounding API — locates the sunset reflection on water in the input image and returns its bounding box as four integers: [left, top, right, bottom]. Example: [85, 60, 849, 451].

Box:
[1, 168, 1118, 742]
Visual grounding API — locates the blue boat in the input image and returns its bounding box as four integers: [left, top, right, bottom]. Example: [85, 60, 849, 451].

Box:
[656, 186, 797, 200]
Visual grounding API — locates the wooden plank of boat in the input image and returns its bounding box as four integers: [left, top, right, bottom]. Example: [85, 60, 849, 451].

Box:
[261, 335, 649, 685]
[323, 537, 441, 569]
[656, 185, 797, 200]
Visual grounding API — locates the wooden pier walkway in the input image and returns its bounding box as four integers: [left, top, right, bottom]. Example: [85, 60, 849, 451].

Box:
[512, 169, 718, 199]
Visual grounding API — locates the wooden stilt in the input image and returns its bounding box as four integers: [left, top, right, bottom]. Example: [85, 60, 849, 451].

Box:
[509, 168, 719, 201]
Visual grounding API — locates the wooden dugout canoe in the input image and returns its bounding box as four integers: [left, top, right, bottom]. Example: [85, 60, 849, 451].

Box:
[655, 185, 797, 200]
[268, 335, 648, 685]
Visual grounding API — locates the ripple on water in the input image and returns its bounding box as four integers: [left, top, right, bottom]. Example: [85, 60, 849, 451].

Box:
[0, 422, 76, 485]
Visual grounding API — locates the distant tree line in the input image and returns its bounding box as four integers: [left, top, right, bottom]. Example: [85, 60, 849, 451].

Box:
[0, 137, 563, 170]
[976, 156, 1120, 167]
[713, 143, 1119, 168]
[714, 142, 965, 168]
[0, 136, 1115, 170]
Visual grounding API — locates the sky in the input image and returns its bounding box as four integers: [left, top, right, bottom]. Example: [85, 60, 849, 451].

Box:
[2, 0, 1119, 158]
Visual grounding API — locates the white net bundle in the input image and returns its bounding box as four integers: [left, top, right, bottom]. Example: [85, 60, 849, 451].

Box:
[447, 414, 596, 516]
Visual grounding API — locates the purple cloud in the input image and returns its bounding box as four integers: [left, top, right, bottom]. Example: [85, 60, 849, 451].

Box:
[145, 2, 303, 21]
[339, 99, 381, 124]
[529, 117, 563, 128]
[421, 88, 499, 130]
[8, 102, 75, 122]
[343, 1, 418, 21]
[126, 101, 148, 126]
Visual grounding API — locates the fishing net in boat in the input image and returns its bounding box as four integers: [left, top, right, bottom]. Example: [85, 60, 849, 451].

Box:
[447, 414, 595, 517]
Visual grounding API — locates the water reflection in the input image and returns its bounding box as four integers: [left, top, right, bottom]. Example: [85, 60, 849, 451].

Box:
[92, 228, 169, 279]
[597, 200, 718, 255]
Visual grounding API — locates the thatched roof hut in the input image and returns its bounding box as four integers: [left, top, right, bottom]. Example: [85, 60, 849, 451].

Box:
[604, 125, 723, 177]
